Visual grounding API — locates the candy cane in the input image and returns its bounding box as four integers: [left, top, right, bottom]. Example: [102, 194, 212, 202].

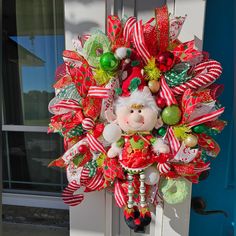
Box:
[171, 60, 222, 95]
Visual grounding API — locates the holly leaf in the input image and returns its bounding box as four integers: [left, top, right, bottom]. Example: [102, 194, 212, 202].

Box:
[48, 157, 66, 168]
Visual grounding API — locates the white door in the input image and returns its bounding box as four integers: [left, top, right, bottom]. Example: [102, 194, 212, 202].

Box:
[64, 1, 207, 235]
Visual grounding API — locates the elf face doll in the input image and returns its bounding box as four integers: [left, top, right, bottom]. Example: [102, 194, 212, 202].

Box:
[103, 86, 170, 232]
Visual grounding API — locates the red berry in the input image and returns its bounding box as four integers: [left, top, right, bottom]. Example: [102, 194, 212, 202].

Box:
[78, 144, 88, 154]
[156, 97, 166, 109]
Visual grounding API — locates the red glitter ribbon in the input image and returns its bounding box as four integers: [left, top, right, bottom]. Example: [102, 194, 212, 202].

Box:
[155, 5, 169, 51]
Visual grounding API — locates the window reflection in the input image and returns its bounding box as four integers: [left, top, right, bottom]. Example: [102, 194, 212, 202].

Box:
[2, 0, 66, 195]
[3, 131, 66, 193]
[3, 0, 64, 126]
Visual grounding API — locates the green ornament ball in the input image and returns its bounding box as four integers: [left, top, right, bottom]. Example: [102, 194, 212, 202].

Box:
[192, 124, 207, 134]
[100, 52, 119, 71]
[161, 105, 182, 125]
[157, 127, 167, 137]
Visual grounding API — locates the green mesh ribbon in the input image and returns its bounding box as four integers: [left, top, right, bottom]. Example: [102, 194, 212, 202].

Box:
[160, 178, 189, 204]
[57, 84, 81, 101]
[85, 160, 98, 178]
[67, 124, 84, 138]
[165, 63, 191, 87]
[83, 33, 111, 67]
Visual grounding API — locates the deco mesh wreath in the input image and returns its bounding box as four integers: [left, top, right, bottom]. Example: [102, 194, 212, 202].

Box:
[48, 5, 226, 232]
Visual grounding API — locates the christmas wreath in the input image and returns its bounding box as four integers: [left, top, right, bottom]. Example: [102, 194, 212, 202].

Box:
[48, 5, 226, 232]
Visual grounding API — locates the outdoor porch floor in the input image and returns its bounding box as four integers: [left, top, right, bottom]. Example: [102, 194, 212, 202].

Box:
[3, 222, 69, 236]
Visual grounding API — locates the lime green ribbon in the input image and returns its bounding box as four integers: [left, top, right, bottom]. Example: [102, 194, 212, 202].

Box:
[165, 63, 191, 87]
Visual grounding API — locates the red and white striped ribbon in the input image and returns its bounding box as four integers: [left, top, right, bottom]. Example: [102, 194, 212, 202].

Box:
[114, 180, 127, 208]
[85, 171, 105, 191]
[87, 133, 106, 153]
[80, 168, 91, 185]
[123, 17, 136, 43]
[157, 162, 171, 174]
[87, 86, 110, 99]
[167, 127, 181, 154]
[187, 107, 225, 128]
[62, 181, 84, 206]
[171, 60, 222, 95]
[159, 76, 177, 106]
[82, 117, 106, 153]
[133, 20, 151, 63]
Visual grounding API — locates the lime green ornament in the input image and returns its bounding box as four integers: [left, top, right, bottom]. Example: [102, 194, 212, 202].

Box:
[192, 124, 207, 134]
[161, 105, 182, 125]
[100, 52, 119, 71]
[160, 178, 189, 204]
[83, 33, 111, 67]
[157, 127, 167, 137]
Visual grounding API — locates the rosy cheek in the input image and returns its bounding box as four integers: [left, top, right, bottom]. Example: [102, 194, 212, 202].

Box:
[124, 117, 129, 124]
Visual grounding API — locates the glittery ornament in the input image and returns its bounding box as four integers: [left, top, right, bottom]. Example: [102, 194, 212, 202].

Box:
[184, 134, 198, 147]
[100, 52, 119, 71]
[148, 80, 160, 93]
[161, 105, 182, 125]
[156, 51, 175, 72]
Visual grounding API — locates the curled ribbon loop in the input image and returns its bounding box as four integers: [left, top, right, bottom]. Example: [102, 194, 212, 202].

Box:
[157, 162, 171, 174]
[133, 20, 151, 63]
[159, 76, 177, 106]
[167, 127, 181, 154]
[114, 180, 127, 208]
[171, 60, 223, 95]
[123, 17, 136, 43]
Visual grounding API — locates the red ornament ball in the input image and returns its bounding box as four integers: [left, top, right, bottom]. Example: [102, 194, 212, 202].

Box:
[78, 144, 88, 154]
[156, 51, 175, 72]
[156, 97, 166, 109]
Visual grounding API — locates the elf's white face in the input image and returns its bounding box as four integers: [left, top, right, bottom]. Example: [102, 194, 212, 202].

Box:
[116, 104, 158, 132]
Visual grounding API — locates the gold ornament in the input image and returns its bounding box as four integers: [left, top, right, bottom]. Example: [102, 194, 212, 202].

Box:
[184, 134, 198, 147]
[148, 80, 160, 93]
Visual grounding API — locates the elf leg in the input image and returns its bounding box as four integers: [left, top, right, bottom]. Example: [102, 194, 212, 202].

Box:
[127, 172, 134, 208]
[139, 171, 146, 207]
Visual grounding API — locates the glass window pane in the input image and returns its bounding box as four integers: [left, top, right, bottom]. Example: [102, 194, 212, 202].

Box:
[3, 131, 66, 193]
[2, 0, 64, 126]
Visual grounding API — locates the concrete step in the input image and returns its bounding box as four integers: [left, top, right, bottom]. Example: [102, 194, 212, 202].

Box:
[2, 205, 69, 227]
[3, 222, 69, 236]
